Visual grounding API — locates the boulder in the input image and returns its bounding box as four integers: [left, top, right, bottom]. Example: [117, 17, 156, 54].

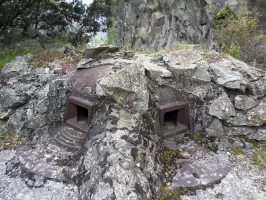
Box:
[224, 126, 255, 136]
[79, 102, 160, 200]
[83, 46, 120, 59]
[234, 95, 258, 110]
[226, 55, 263, 81]
[163, 50, 211, 98]
[0, 87, 28, 109]
[206, 119, 224, 137]
[208, 93, 236, 120]
[251, 129, 266, 141]
[210, 59, 246, 91]
[227, 102, 266, 126]
[143, 59, 172, 85]
[1, 54, 32, 77]
[247, 77, 266, 98]
[98, 62, 149, 113]
[0, 87, 28, 119]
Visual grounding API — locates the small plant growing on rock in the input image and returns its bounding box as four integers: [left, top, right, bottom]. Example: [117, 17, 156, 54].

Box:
[153, 186, 181, 200]
[0, 133, 5, 140]
[191, 132, 205, 143]
[159, 150, 180, 165]
[0, 133, 23, 151]
[159, 150, 182, 184]
[252, 147, 266, 169]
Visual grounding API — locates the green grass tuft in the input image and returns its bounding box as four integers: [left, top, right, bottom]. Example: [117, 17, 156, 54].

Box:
[191, 132, 205, 142]
[0, 48, 41, 69]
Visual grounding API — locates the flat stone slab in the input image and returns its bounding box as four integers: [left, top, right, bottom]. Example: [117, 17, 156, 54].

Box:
[0, 150, 78, 200]
[172, 153, 232, 189]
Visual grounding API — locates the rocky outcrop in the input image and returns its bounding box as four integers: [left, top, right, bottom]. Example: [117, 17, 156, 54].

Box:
[115, 0, 213, 50]
[3, 47, 266, 199]
[0, 54, 67, 142]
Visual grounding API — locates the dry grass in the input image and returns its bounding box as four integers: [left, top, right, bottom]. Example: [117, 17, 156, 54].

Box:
[0, 133, 23, 151]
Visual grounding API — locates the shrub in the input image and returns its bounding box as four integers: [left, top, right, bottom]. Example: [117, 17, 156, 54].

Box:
[107, 17, 118, 45]
[214, 5, 266, 64]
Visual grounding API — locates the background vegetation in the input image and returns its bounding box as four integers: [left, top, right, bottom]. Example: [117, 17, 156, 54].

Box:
[0, 0, 113, 45]
[214, 4, 266, 65]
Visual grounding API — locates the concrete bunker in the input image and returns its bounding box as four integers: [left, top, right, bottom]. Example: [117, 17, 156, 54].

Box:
[157, 87, 190, 138]
[65, 96, 94, 133]
[64, 65, 112, 134]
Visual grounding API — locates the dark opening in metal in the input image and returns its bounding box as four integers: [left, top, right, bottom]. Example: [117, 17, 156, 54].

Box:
[77, 106, 88, 125]
[164, 110, 178, 130]
[158, 102, 189, 138]
[65, 96, 94, 133]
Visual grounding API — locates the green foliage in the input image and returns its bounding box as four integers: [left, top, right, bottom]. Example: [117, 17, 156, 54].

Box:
[257, 148, 266, 161]
[0, 133, 5, 140]
[159, 150, 180, 165]
[191, 132, 205, 142]
[0, 133, 23, 151]
[175, 43, 195, 50]
[0, 47, 41, 69]
[154, 187, 181, 200]
[107, 18, 118, 45]
[221, 43, 241, 58]
[214, 5, 266, 64]
[213, 4, 235, 26]
[0, 45, 65, 69]
[0, 0, 114, 45]
[152, 7, 160, 13]
[239, 135, 259, 148]
[252, 148, 266, 169]
[231, 145, 245, 156]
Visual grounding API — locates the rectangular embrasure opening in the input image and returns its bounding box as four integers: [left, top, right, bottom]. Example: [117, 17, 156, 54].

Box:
[77, 105, 88, 125]
[163, 110, 178, 130]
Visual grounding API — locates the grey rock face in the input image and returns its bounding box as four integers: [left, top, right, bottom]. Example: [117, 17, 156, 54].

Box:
[163, 50, 211, 99]
[247, 77, 266, 98]
[234, 95, 258, 110]
[224, 126, 255, 136]
[0, 150, 79, 200]
[115, 0, 212, 50]
[206, 119, 224, 137]
[99, 61, 149, 113]
[79, 99, 161, 200]
[173, 153, 231, 188]
[1, 54, 32, 78]
[208, 93, 236, 120]
[251, 128, 266, 141]
[227, 102, 266, 126]
[143, 59, 172, 85]
[210, 59, 246, 91]
[0, 55, 67, 141]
